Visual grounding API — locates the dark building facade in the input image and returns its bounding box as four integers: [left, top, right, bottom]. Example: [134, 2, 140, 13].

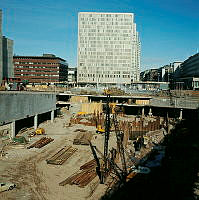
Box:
[174, 53, 199, 90]
[13, 54, 68, 83]
[0, 10, 2, 83]
[140, 69, 159, 82]
[3, 36, 14, 79]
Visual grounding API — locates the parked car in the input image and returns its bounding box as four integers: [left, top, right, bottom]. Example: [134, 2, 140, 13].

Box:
[0, 182, 16, 192]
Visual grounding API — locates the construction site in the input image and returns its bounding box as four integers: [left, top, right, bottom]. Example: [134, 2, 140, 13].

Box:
[0, 87, 199, 200]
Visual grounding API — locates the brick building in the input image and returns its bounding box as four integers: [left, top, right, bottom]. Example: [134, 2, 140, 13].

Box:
[13, 54, 68, 83]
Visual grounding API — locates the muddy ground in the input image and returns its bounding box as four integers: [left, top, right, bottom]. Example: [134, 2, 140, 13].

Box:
[0, 109, 113, 200]
[1, 106, 198, 200]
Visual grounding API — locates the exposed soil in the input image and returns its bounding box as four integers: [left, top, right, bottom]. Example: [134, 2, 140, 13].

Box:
[0, 110, 110, 200]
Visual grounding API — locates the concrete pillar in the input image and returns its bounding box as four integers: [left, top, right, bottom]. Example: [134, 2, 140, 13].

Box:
[89, 98, 92, 103]
[10, 121, 15, 139]
[149, 108, 152, 116]
[51, 110, 55, 123]
[179, 109, 183, 120]
[142, 107, 145, 117]
[34, 114, 38, 130]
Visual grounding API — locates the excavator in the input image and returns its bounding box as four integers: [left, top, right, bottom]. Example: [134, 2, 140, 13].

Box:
[29, 128, 45, 137]
[96, 125, 105, 134]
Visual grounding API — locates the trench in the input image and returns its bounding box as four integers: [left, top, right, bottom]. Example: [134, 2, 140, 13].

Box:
[101, 112, 199, 200]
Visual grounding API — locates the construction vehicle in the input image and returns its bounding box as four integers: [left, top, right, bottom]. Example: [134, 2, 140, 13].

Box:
[77, 112, 87, 116]
[103, 88, 111, 95]
[35, 128, 45, 135]
[29, 128, 45, 137]
[96, 125, 105, 134]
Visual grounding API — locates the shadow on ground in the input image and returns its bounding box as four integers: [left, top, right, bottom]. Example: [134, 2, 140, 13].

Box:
[102, 114, 199, 200]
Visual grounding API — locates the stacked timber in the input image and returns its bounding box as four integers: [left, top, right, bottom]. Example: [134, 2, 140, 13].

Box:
[80, 159, 96, 170]
[81, 103, 103, 114]
[46, 146, 77, 165]
[70, 117, 81, 125]
[73, 132, 93, 145]
[70, 96, 88, 103]
[27, 137, 54, 149]
[79, 118, 96, 126]
[135, 99, 150, 105]
[59, 159, 97, 187]
[69, 114, 97, 127]
[96, 113, 105, 128]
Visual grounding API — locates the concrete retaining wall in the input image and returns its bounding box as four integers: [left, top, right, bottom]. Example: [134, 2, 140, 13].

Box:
[0, 92, 56, 125]
[150, 98, 199, 109]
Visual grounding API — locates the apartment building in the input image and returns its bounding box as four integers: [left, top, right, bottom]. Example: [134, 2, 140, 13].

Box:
[13, 54, 68, 83]
[77, 12, 141, 86]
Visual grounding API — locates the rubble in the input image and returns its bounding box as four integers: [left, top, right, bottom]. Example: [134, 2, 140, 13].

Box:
[73, 131, 93, 145]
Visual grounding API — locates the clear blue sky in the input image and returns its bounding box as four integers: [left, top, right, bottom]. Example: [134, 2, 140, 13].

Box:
[0, 0, 199, 71]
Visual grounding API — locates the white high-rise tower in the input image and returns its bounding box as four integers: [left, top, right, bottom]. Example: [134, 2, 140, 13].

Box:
[77, 12, 140, 85]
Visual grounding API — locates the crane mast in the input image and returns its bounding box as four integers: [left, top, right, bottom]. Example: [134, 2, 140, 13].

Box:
[113, 113, 127, 177]
[102, 94, 111, 182]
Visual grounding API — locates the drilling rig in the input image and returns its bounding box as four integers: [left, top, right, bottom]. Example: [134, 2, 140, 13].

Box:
[89, 93, 128, 184]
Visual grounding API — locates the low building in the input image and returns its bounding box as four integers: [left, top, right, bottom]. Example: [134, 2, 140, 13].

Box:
[13, 54, 68, 83]
[140, 62, 183, 90]
[131, 81, 169, 90]
[140, 69, 159, 82]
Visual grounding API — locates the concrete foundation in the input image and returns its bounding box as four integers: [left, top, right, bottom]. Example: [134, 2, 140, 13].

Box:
[0, 92, 56, 125]
[34, 115, 38, 130]
[51, 110, 54, 123]
[179, 109, 183, 120]
[148, 108, 152, 116]
[10, 121, 15, 138]
[142, 107, 145, 117]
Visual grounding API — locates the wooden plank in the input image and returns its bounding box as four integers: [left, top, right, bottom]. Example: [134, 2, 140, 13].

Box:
[46, 146, 72, 163]
[47, 146, 77, 165]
